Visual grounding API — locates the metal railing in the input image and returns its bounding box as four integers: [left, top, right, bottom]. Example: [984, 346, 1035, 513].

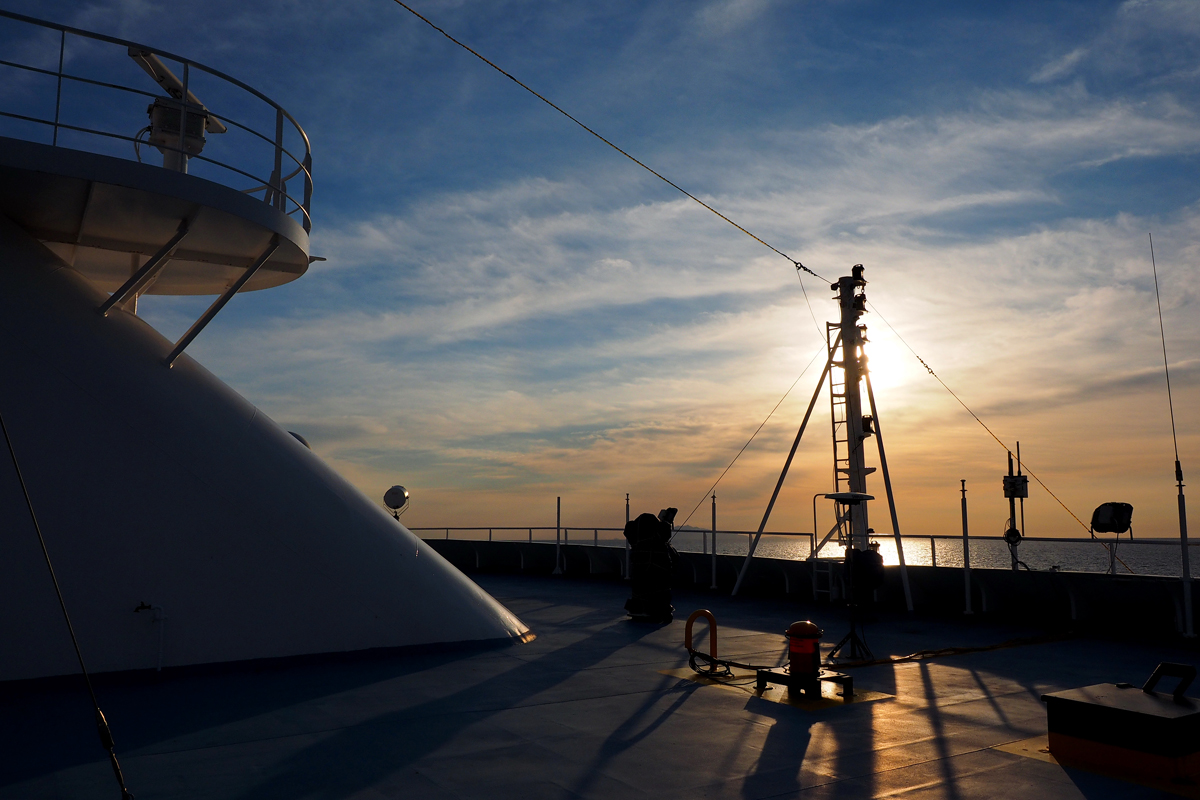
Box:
[0, 10, 312, 232]
[409, 525, 1199, 578]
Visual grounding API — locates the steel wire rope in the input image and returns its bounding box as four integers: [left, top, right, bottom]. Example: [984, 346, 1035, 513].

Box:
[388, 0, 827, 286]
[390, 1, 838, 516]
[0, 406, 135, 799]
[672, 345, 826, 534]
[865, 299, 1135, 573]
[390, 1, 1132, 570]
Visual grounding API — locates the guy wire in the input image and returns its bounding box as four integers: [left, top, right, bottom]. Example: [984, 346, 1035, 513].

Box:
[392, 0, 1130, 567]
[389, 0, 826, 283]
[675, 345, 825, 532]
[865, 299, 1134, 572]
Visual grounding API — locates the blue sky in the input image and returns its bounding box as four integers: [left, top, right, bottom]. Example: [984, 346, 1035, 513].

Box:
[3, 0, 1199, 539]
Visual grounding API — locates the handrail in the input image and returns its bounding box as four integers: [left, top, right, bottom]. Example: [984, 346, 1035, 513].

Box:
[408, 525, 1199, 550]
[0, 9, 313, 232]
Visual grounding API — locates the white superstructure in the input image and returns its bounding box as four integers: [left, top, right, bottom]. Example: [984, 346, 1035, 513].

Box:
[0, 12, 530, 683]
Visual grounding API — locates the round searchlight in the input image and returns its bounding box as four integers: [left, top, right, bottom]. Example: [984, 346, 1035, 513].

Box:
[384, 485, 410, 516]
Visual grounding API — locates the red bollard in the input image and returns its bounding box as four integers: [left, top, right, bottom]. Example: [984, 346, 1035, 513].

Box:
[787, 621, 823, 694]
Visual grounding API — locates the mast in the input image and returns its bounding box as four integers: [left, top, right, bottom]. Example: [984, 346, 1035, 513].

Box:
[833, 265, 871, 549]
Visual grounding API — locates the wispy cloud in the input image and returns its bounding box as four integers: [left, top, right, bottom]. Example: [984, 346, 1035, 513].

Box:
[10, 0, 1196, 536]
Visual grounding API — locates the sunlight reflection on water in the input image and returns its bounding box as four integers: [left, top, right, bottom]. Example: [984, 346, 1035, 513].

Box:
[663, 531, 1199, 578]
[457, 528, 1197, 578]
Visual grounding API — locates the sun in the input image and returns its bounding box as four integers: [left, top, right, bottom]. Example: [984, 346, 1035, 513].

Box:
[862, 334, 916, 392]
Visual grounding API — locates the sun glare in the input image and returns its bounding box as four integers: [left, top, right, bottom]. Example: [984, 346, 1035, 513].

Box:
[863, 335, 914, 391]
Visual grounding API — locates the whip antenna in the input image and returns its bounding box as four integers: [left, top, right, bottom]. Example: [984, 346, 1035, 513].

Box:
[1149, 232, 1193, 638]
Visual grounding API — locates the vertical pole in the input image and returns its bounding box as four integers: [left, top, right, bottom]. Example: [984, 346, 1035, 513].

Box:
[961, 480, 973, 615]
[553, 496, 562, 575]
[1017, 441, 1026, 537]
[52, 30, 64, 146]
[624, 493, 630, 581]
[711, 493, 718, 589]
[1179, 484, 1193, 637]
[273, 108, 285, 210]
[865, 373, 913, 611]
[838, 267, 870, 549]
[301, 152, 313, 233]
[1008, 452, 1019, 571]
[488, 528, 492, 542]
[594, 528, 598, 547]
[528, 527, 532, 543]
[930, 538, 937, 567]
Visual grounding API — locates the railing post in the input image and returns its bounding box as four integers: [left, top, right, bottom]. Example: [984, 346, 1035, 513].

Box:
[301, 152, 313, 232]
[272, 107, 285, 210]
[710, 493, 718, 589]
[594, 528, 598, 547]
[930, 536, 937, 567]
[528, 527, 532, 543]
[445, 528, 449, 540]
[553, 496, 562, 575]
[488, 528, 492, 542]
[961, 480, 973, 615]
[52, 29, 64, 146]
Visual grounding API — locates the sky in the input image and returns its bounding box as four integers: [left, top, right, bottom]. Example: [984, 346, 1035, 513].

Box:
[2, 0, 1199, 541]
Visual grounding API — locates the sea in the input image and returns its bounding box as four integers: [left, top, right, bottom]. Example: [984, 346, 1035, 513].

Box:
[668, 530, 1198, 578]
[494, 528, 1199, 578]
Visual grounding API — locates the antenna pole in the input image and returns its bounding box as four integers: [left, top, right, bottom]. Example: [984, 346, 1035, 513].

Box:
[1017, 441, 1025, 537]
[1149, 233, 1193, 637]
[961, 480, 973, 614]
[837, 267, 871, 549]
[1007, 452, 1019, 571]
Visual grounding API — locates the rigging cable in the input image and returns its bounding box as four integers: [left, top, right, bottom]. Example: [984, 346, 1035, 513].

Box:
[865, 299, 1135, 573]
[390, 1, 1130, 568]
[0, 407, 135, 800]
[674, 345, 826, 532]
[388, 0, 827, 284]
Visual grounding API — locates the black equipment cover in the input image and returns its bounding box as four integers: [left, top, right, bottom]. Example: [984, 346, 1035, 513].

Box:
[1091, 502, 1134, 534]
[623, 512, 677, 622]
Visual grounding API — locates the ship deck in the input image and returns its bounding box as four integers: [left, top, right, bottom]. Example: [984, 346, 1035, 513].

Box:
[3, 574, 1197, 799]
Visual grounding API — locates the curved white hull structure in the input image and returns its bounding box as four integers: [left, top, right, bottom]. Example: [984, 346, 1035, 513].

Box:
[0, 216, 529, 682]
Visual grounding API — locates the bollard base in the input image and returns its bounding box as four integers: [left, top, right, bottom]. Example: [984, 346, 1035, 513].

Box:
[755, 668, 854, 701]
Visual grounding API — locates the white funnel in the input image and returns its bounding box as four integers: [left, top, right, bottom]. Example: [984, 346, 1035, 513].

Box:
[0, 215, 529, 682]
